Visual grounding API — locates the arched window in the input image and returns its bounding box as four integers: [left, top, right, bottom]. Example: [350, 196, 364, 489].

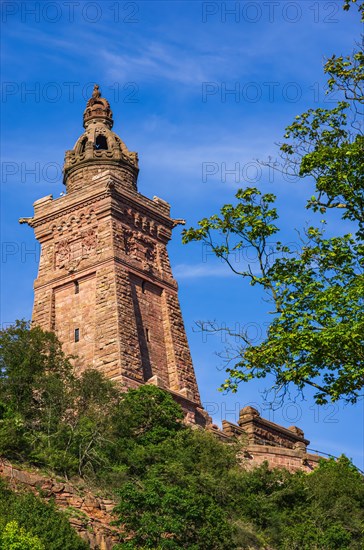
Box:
[79, 137, 88, 153]
[95, 135, 108, 150]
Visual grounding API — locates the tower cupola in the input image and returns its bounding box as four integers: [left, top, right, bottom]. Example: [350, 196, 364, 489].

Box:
[63, 84, 139, 193]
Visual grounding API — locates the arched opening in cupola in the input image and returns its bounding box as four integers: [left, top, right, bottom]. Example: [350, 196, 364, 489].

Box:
[95, 135, 108, 150]
[79, 137, 88, 153]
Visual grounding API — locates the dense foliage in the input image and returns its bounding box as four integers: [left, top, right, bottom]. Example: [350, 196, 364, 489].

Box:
[0, 322, 363, 548]
[0, 480, 87, 549]
[0, 320, 120, 478]
[182, 2, 364, 404]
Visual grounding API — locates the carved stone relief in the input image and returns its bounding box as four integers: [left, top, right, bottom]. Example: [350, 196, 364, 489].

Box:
[55, 229, 97, 272]
[55, 239, 71, 269]
[82, 229, 97, 257]
[123, 229, 157, 271]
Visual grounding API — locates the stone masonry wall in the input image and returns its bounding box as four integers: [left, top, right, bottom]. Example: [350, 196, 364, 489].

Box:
[54, 273, 96, 372]
[163, 292, 201, 404]
[29, 168, 204, 422]
[65, 165, 136, 195]
[240, 445, 322, 473]
[214, 406, 323, 473]
[129, 273, 169, 386]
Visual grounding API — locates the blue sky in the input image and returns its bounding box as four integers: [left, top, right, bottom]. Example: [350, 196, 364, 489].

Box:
[1, 1, 363, 468]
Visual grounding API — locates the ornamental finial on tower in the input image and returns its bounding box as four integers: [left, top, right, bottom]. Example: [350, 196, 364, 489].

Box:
[83, 84, 113, 129]
[92, 84, 101, 98]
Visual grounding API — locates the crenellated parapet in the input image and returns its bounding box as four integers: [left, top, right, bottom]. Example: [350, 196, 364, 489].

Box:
[212, 406, 322, 472]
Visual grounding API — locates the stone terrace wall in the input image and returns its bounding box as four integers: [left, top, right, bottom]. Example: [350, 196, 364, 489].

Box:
[210, 406, 322, 473]
[240, 445, 321, 472]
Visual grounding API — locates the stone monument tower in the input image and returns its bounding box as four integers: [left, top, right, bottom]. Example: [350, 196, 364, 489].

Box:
[21, 85, 205, 424]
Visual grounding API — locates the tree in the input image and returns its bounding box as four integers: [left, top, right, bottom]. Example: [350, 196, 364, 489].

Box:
[111, 383, 184, 446]
[234, 457, 364, 549]
[113, 429, 250, 549]
[0, 320, 74, 461]
[114, 436, 364, 549]
[0, 321, 119, 478]
[182, 1, 364, 404]
[0, 521, 44, 550]
[0, 481, 87, 550]
[343, 0, 364, 19]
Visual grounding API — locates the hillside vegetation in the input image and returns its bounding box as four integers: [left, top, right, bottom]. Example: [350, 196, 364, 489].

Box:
[0, 321, 363, 549]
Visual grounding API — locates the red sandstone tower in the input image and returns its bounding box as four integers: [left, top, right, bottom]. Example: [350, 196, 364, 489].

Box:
[21, 85, 205, 424]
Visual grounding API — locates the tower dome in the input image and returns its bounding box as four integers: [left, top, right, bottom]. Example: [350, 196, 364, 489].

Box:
[63, 84, 139, 193]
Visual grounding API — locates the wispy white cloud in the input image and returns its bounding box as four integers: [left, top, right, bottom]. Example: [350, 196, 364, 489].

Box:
[173, 262, 261, 279]
[102, 43, 213, 86]
[174, 263, 237, 279]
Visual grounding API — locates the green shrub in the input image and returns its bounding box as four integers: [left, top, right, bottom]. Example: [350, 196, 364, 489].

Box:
[0, 481, 87, 550]
[0, 521, 44, 550]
